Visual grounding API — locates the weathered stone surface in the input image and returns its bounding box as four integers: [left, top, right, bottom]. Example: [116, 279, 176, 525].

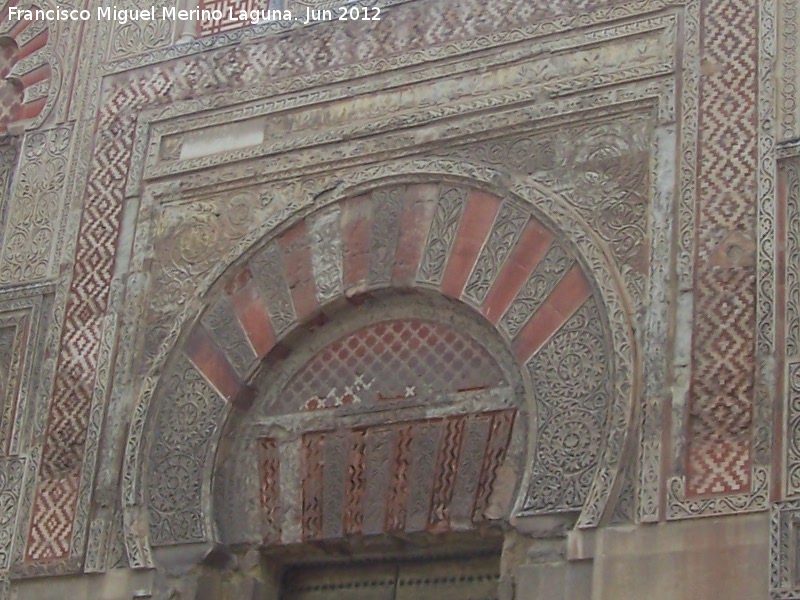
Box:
[594, 515, 769, 600]
[0, 0, 786, 597]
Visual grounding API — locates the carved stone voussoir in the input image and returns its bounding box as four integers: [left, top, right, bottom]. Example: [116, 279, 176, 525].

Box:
[0, 127, 73, 286]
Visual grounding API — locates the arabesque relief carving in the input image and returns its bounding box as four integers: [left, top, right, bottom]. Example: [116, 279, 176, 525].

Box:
[136, 178, 629, 565]
[0, 1, 782, 597]
[0, 127, 71, 285]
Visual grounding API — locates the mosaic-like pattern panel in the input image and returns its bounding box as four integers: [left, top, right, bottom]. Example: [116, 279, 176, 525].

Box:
[686, 0, 760, 497]
[283, 319, 506, 411]
[294, 410, 516, 542]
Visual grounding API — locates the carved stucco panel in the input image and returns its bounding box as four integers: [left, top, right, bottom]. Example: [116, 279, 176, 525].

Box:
[309, 205, 344, 303]
[0, 456, 25, 571]
[779, 0, 800, 142]
[0, 127, 72, 285]
[105, 0, 175, 61]
[520, 297, 611, 513]
[432, 113, 652, 309]
[146, 356, 228, 546]
[637, 123, 677, 522]
[417, 187, 467, 287]
[130, 13, 674, 193]
[786, 159, 800, 497]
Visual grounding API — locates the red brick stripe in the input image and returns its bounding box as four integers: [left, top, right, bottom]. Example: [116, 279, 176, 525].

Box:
[340, 194, 373, 294]
[393, 184, 439, 286]
[440, 190, 501, 299]
[16, 30, 48, 61]
[228, 271, 276, 359]
[511, 264, 591, 363]
[482, 219, 553, 324]
[184, 324, 243, 402]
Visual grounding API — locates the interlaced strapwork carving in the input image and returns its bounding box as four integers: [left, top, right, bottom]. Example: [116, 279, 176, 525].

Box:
[146, 359, 227, 546]
[283, 319, 506, 411]
[198, 0, 271, 36]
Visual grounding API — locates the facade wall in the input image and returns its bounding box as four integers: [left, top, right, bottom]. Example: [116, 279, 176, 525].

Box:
[0, 0, 795, 598]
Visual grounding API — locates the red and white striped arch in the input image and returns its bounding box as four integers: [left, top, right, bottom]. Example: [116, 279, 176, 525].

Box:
[0, 1, 56, 133]
[135, 174, 639, 562]
[184, 184, 595, 394]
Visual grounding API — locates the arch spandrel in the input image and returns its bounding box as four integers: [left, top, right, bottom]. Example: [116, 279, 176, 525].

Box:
[129, 173, 637, 567]
[276, 318, 508, 413]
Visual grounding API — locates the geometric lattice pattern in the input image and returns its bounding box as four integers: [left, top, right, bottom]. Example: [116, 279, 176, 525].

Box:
[198, 0, 270, 36]
[686, 0, 759, 496]
[25, 475, 78, 561]
[27, 72, 172, 562]
[283, 319, 506, 411]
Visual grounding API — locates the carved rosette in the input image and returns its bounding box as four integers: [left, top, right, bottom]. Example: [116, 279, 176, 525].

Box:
[521, 298, 611, 514]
